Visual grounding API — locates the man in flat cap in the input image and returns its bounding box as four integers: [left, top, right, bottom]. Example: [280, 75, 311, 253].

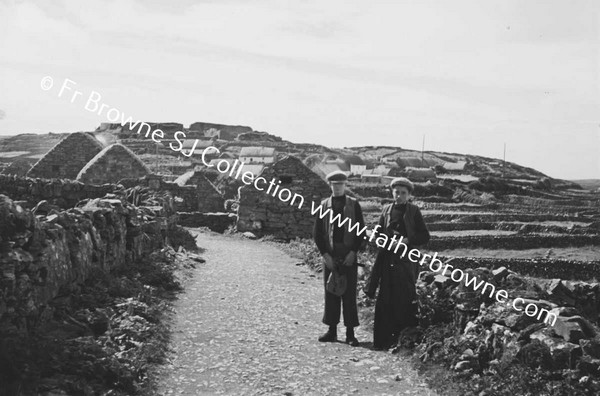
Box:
[313, 170, 365, 346]
[365, 177, 430, 350]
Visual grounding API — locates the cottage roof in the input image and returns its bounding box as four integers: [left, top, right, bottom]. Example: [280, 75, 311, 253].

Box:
[76, 143, 150, 183]
[27, 132, 104, 179]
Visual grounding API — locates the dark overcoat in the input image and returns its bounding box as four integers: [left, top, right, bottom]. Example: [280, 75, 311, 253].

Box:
[365, 201, 430, 349]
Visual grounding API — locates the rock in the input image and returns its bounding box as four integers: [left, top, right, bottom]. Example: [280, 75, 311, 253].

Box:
[518, 323, 547, 342]
[551, 341, 582, 370]
[242, 231, 257, 240]
[187, 254, 205, 263]
[504, 311, 538, 331]
[492, 266, 509, 282]
[554, 315, 596, 342]
[505, 273, 526, 289]
[546, 278, 576, 306]
[549, 306, 579, 318]
[433, 274, 452, 288]
[32, 200, 60, 215]
[552, 316, 591, 343]
[454, 304, 480, 332]
[454, 360, 472, 371]
[516, 340, 554, 370]
[580, 339, 600, 359]
[460, 348, 476, 360]
[577, 356, 600, 376]
[530, 328, 582, 369]
[463, 321, 481, 335]
[418, 271, 435, 284]
[565, 316, 596, 338]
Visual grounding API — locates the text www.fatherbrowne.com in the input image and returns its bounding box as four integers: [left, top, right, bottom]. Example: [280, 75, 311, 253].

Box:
[42, 75, 557, 327]
[310, 202, 558, 327]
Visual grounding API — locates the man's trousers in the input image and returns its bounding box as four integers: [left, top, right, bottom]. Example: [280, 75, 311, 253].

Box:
[322, 243, 359, 327]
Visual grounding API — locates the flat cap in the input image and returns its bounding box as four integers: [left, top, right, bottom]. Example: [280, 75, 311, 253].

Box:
[390, 177, 414, 192]
[326, 170, 348, 182]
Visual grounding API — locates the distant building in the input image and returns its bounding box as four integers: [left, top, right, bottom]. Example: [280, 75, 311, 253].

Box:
[382, 156, 397, 165]
[442, 161, 467, 171]
[188, 122, 252, 141]
[350, 164, 367, 175]
[239, 147, 276, 164]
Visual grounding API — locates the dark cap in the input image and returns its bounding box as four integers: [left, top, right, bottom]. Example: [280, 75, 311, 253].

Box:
[326, 170, 348, 182]
[390, 177, 414, 192]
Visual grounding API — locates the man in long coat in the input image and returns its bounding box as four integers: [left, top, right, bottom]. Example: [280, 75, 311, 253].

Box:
[365, 177, 430, 350]
[313, 170, 365, 346]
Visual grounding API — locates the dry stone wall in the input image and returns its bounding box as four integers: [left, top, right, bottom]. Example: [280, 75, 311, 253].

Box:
[0, 174, 119, 208]
[0, 193, 176, 335]
[435, 256, 600, 281]
[427, 234, 600, 251]
[177, 212, 236, 232]
[120, 175, 224, 213]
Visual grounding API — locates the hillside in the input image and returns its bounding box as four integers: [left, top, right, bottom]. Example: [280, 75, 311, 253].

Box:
[0, 123, 590, 195]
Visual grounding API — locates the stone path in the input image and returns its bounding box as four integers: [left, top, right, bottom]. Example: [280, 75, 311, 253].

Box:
[156, 230, 437, 396]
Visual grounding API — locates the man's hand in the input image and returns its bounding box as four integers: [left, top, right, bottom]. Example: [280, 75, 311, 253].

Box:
[322, 253, 334, 271]
[343, 251, 357, 267]
[389, 237, 410, 251]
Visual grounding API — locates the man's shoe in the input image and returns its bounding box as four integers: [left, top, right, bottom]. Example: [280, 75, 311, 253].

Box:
[345, 336, 359, 347]
[318, 330, 337, 342]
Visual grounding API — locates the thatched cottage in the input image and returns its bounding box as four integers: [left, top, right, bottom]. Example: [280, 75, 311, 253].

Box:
[27, 132, 104, 179]
[76, 143, 150, 185]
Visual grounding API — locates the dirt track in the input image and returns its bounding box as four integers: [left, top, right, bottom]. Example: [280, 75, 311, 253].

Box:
[155, 230, 437, 396]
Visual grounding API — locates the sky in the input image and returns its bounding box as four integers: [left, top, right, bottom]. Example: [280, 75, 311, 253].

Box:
[0, 0, 599, 180]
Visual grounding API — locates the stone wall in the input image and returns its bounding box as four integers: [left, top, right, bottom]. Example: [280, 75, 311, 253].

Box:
[0, 193, 176, 335]
[434, 256, 600, 281]
[120, 175, 223, 213]
[237, 156, 331, 240]
[173, 171, 225, 213]
[26, 132, 104, 180]
[427, 234, 600, 251]
[188, 122, 252, 140]
[0, 174, 119, 208]
[177, 212, 237, 233]
[423, 212, 589, 223]
[415, 264, 600, 382]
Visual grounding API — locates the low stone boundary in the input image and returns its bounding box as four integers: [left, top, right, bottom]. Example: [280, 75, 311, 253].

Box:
[423, 212, 592, 223]
[434, 256, 600, 281]
[177, 211, 237, 233]
[0, 174, 118, 208]
[0, 193, 177, 334]
[428, 234, 600, 251]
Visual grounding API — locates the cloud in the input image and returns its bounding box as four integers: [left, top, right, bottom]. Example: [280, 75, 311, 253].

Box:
[0, 0, 598, 179]
[0, 109, 5, 119]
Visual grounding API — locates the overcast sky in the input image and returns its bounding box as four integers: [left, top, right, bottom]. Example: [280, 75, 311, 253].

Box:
[0, 0, 598, 179]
